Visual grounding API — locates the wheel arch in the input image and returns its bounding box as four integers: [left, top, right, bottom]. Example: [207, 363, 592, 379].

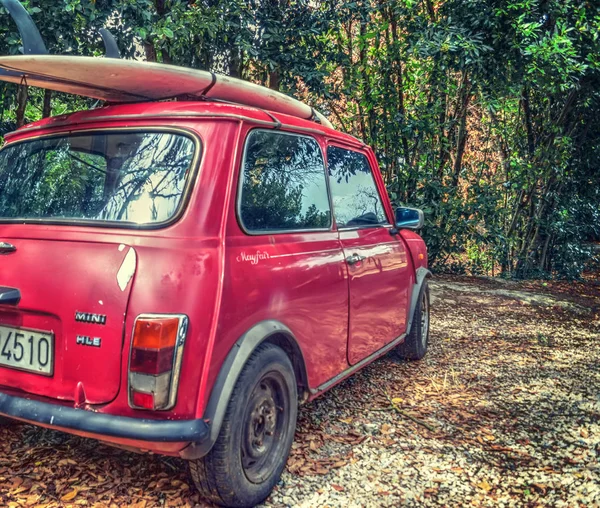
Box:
[182, 320, 308, 460]
[406, 267, 432, 336]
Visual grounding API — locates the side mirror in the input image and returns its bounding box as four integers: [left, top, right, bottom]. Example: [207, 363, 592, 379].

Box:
[395, 207, 424, 230]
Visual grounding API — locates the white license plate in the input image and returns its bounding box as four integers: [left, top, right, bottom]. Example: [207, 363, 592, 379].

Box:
[0, 325, 54, 376]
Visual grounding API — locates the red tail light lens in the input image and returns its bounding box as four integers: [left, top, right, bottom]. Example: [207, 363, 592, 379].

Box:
[132, 318, 179, 349]
[131, 390, 155, 410]
[130, 347, 175, 374]
[128, 314, 188, 411]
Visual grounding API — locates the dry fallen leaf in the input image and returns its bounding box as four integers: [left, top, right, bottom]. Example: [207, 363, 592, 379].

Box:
[476, 480, 493, 492]
[10, 477, 23, 489]
[380, 423, 393, 434]
[61, 488, 78, 501]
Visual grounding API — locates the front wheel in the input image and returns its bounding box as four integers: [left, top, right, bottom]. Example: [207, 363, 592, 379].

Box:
[396, 280, 430, 360]
[189, 343, 298, 508]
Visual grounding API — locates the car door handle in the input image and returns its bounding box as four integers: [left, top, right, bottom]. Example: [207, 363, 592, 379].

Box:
[346, 253, 367, 265]
[0, 242, 16, 254]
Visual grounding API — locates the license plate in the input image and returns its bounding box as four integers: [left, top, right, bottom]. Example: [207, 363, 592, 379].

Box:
[0, 325, 54, 376]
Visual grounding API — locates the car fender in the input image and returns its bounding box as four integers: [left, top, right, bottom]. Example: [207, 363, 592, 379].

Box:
[181, 320, 305, 459]
[406, 267, 431, 335]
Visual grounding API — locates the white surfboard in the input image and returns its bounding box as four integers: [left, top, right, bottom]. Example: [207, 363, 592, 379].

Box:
[0, 55, 333, 128]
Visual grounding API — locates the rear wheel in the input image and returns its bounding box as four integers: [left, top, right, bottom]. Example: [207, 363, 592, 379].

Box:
[396, 280, 430, 360]
[189, 343, 297, 508]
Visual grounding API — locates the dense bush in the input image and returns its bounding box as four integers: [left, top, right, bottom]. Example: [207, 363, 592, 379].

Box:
[0, 0, 598, 278]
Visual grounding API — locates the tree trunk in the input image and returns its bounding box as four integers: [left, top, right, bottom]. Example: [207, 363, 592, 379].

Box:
[451, 71, 471, 188]
[389, 11, 413, 198]
[539, 233, 552, 272]
[268, 69, 280, 91]
[16, 84, 28, 128]
[229, 48, 243, 78]
[452, 99, 470, 186]
[358, 16, 376, 149]
[42, 89, 52, 118]
[425, 0, 436, 22]
[521, 86, 535, 156]
[144, 42, 157, 63]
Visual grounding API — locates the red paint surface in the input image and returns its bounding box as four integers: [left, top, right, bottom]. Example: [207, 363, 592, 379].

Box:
[0, 100, 427, 455]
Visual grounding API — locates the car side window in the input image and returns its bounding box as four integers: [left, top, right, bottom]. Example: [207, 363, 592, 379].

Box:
[326, 146, 387, 228]
[239, 130, 331, 233]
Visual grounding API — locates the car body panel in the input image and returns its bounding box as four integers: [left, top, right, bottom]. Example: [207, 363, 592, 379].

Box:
[0, 238, 135, 403]
[339, 228, 413, 364]
[0, 100, 428, 457]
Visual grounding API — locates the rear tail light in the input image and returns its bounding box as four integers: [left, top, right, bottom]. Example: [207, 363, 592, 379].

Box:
[128, 314, 188, 411]
[131, 389, 155, 410]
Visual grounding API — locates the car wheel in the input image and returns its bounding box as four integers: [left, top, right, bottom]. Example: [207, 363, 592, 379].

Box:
[396, 280, 430, 360]
[189, 343, 298, 508]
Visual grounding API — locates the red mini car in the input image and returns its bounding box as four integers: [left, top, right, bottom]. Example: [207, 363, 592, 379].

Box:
[0, 5, 430, 506]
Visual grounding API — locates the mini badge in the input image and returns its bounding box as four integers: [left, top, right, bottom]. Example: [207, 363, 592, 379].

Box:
[75, 311, 107, 325]
[76, 335, 102, 348]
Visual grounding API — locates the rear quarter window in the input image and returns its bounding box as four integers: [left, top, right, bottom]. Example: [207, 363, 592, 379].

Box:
[238, 130, 331, 233]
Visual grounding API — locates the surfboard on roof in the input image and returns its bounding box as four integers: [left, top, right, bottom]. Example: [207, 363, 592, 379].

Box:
[0, 0, 333, 129]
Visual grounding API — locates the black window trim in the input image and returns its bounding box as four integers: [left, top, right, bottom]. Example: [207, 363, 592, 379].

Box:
[325, 141, 392, 231]
[236, 128, 334, 236]
[0, 126, 203, 231]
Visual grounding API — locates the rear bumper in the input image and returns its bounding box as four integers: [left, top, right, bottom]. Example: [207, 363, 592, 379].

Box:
[0, 392, 209, 444]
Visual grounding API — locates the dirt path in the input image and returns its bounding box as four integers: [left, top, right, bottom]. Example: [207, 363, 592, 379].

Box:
[0, 276, 599, 507]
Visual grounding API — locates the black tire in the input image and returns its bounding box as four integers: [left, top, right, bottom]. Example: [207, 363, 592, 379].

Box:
[396, 280, 430, 360]
[189, 343, 298, 508]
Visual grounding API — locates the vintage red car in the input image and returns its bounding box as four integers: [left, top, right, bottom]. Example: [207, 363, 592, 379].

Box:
[0, 5, 430, 506]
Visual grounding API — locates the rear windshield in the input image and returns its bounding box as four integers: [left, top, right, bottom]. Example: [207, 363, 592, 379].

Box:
[0, 131, 197, 226]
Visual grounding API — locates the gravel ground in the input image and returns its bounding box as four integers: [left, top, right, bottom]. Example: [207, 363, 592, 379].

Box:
[0, 275, 598, 507]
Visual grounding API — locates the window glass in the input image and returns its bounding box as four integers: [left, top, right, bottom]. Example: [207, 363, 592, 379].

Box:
[327, 146, 387, 228]
[0, 132, 196, 225]
[240, 130, 331, 232]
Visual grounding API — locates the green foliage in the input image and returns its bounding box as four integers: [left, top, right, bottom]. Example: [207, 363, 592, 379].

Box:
[320, 0, 600, 278]
[0, 0, 598, 278]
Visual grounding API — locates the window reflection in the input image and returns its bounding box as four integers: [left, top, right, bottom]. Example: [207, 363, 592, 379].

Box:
[240, 130, 331, 232]
[0, 132, 195, 225]
[327, 147, 387, 228]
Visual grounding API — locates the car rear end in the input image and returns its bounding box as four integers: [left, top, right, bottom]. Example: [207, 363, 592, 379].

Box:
[0, 107, 239, 455]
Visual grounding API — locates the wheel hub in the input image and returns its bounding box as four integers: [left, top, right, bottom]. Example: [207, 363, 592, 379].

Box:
[247, 391, 276, 455]
[241, 374, 289, 483]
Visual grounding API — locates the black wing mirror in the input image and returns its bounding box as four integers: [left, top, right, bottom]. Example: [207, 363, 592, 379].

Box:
[395, 207, 424, 230]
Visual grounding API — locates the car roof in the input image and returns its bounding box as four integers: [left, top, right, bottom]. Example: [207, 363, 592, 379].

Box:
[5, 100, 364, 148]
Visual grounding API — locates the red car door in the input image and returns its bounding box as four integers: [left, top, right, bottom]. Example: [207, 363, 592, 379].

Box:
[326, 144, 412, 365]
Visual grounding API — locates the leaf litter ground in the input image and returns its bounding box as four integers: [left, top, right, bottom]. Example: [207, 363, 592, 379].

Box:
[0, 275, 598, 507]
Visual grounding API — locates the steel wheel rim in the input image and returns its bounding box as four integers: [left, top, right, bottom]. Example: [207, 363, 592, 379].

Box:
[241, 371, 290, 484]
[420, 292, 429, 347]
